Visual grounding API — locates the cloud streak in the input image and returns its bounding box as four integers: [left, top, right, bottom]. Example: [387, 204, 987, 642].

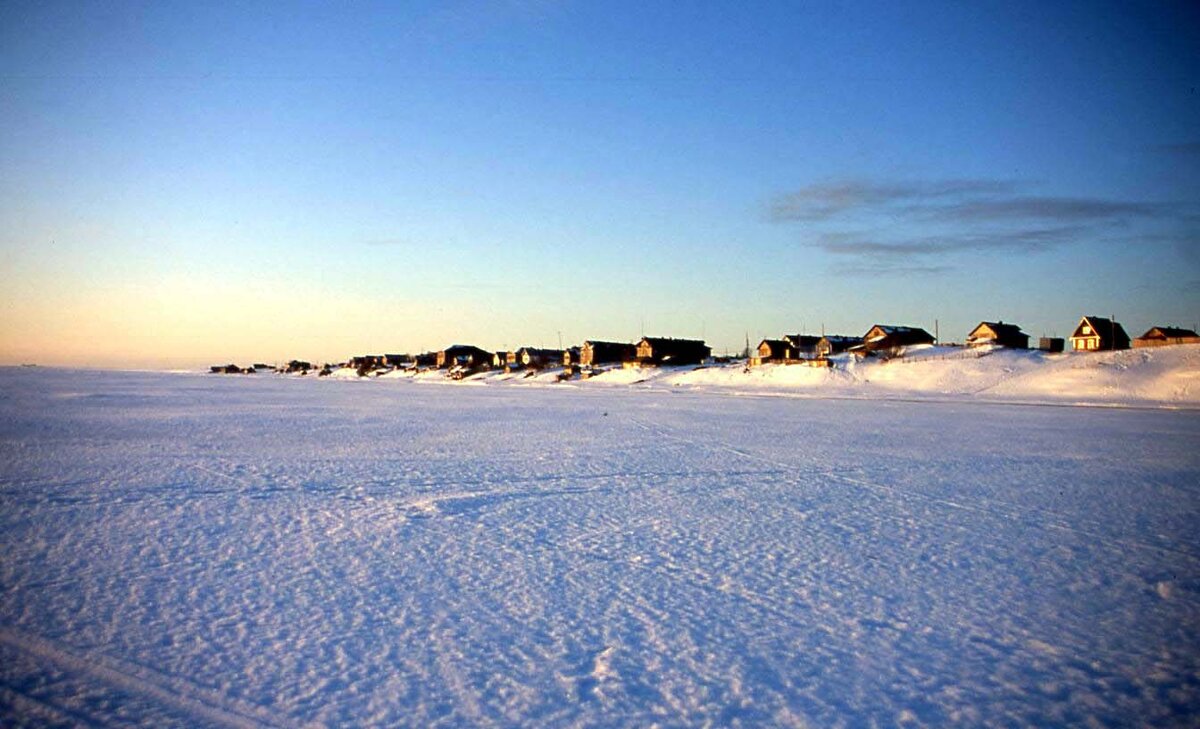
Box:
[769, 178, 1181, 275]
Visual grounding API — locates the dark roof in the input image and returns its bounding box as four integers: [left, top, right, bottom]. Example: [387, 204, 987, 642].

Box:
[819, 335, 863, 344]
[864, 325, 935, 346]
[758, 338, 790, 349]
[1139, 326, 1198, 339]
[583, 340, 634, 348]
[1075, 316, 1130, 339]
[974, 321, 1026, 337]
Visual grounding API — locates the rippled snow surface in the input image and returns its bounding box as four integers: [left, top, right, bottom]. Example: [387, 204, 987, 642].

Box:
[1, 369, 1198, 727]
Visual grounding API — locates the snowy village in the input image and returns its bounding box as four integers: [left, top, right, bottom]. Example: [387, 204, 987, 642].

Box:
[3, 2, 1199, 727]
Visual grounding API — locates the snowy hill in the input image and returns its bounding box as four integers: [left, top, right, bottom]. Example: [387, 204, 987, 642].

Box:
[385, 344, 1200, 409]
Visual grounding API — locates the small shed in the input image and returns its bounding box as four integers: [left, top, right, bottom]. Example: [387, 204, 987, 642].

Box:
[384, 353, 413, 367]
[562, 347, 582, 367]
[635, 337, 712, 366]
[1069, 316, 1130, 352]
[966, 321, 1029, 349]
[1133, 326, 1200, 348]
[816, 335, 863, 358]
[580, 341, 637, 366]
[1038, 337, 1065, 353]
[413, 352, 438, 368]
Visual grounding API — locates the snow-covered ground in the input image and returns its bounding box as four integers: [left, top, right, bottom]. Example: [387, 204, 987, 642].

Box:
[2, 367, 1199, 726]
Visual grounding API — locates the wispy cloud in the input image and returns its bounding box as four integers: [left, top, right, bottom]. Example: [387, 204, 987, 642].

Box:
[768, 179, 1016, 221]
[926, 197, 1158, 222]
[769, 178, 1182, 275]
[816, 227, 1084, 259]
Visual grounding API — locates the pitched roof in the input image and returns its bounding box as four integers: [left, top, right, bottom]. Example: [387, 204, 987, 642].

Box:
[1139, 326, 1199, 339]
[975, 321, 1026, 336]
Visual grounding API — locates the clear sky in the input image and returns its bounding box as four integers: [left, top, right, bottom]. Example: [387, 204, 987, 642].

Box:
[1, 0, 1197, 368]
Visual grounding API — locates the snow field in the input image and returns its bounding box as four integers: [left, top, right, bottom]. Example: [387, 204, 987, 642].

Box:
[1, 368, 1198, 726]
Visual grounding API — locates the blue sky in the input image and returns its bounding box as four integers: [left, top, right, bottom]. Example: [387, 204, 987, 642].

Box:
[1, 1, 1197, 366]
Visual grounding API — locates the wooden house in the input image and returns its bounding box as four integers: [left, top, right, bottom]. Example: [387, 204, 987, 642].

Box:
[561, 347, 582, 367]
[580, 341, 637, 367]
[492, 351, 514, 368]
[816, 335, 863, 358]
[516, 347, 565, 369]
[750, 339, 793, 366]
[860, 325, 935, 356]
[384, 353, 413, 368]
[785, 335, 822, 358]
[413, 352, 438, 368]
[1133, 326, 1200, 348]
[1069, 316, 1130, 352]
[437, 345, 491, 369]
[635, 337, 712, 366]
[966, 321, 1029, 349]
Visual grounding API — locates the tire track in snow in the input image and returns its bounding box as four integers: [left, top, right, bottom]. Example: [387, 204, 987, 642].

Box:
[0, 627, 285, 729]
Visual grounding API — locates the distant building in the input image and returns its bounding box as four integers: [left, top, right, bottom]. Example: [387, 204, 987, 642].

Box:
[816, 335, 863, 358]
[1133, 326, 1200, 348]
[413, 352, 438, 368]
[1069, 316, 1130, 352]
[384, 353, 413, 367]
[285, 360, 313, 373]
[437, 345, 492, 369]
[561, 347, 582, 367]
[966, 321, 1029, 349]
[579, 341, 637, 367]
[1038, 337, 1065, 353]
[492, 351, 514, 368]
[859, 325, 935, 356]
[516, 347, 564, 369]
[635, 337, 711, 366]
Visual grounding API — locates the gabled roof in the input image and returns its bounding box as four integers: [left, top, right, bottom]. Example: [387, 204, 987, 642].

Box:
[1139, 326, 1198, 339]
[517, 347, 564, 357]
[819, 335, 863, 343]
[1072, 316, 1128, 338]
[974, 321, 1026, 336]
[863, 325, 934, 344]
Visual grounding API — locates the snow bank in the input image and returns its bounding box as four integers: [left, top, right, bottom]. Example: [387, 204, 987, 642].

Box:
[296, 346, 1200, 408]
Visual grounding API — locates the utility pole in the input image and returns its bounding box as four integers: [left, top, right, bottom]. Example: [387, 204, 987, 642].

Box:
[935, 319, 939, 344]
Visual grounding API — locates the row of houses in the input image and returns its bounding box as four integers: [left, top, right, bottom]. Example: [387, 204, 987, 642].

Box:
[750, 317, 1198, 366]
[211, 317, 1198, 376]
